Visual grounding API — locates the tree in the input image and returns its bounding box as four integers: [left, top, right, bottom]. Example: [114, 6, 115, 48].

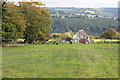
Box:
[89, 35, 95, 39]
[2, 2, 26, 42]
[101, 28, 117, 39]
[62, 32, 73, 41]
[19, 1, 53, 43]
[68, 30, 74, 37]
[116, 32, 120, 39]
[2, 0, 7, 7]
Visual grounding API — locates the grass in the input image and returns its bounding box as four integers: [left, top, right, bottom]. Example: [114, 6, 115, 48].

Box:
[2, 43, 118, 78]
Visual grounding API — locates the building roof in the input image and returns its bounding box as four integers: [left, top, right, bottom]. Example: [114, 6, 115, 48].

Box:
[79, 30, 89, 37]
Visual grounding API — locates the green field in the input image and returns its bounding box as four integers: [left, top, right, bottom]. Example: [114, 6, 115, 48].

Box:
[2, 43, 118, 78]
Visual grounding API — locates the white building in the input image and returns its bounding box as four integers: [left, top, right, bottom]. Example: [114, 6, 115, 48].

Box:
[73, 30, 91, 43]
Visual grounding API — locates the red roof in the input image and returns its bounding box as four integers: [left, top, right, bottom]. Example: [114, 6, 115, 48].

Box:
[79, 30, 89, 37]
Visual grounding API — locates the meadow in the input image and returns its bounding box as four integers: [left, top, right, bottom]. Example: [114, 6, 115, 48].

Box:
[2, 43, 118, 78]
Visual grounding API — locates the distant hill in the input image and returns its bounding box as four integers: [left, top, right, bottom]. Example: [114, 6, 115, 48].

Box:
[95, 8, 118, 18]
[45, 7, 119, 36]
[46, 7, 118, 18]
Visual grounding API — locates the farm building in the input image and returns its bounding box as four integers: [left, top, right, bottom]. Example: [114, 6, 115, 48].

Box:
[73, 30, 91, 44]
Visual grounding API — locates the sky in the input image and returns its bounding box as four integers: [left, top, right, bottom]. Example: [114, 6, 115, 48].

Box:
[8, 0, 119, 8]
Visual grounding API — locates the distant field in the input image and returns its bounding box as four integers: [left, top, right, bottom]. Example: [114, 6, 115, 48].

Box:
[2, 43, 118, 78]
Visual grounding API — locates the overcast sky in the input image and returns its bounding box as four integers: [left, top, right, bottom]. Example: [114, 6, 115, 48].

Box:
[8, 0, 119, 8]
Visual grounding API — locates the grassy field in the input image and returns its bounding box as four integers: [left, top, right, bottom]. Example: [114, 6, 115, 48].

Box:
[2, 43, 118, 78]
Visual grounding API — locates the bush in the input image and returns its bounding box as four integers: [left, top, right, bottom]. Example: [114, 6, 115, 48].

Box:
[96, 41, 105, 44]
[110, 41, 120, 44]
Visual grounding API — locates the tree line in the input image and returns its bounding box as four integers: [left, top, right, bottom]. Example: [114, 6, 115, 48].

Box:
[2, 1, 53, 43]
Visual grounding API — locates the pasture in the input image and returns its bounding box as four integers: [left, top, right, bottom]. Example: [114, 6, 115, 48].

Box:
[2, 43, 118, 78]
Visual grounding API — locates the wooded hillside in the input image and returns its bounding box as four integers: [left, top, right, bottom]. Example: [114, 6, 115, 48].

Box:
[51, 17, 118, 36]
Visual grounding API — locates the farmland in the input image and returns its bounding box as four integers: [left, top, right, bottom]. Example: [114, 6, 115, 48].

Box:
[2, 43, 118, 78]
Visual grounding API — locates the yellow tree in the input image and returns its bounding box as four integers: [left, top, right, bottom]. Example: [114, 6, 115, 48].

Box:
[101, 28, 117, 39]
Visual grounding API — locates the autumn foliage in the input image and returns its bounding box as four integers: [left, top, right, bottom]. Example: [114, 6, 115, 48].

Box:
[2, 1, 53, 43]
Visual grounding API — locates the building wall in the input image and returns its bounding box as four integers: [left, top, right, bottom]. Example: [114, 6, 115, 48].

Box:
[73, 32, 86, 42]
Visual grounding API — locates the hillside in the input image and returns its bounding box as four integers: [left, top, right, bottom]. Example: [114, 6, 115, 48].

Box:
[46, 7, 119, 36]
[51, 16, 118, 36]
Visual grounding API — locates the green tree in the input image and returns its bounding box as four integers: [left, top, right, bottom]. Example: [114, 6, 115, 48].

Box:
[19, 1, 53, 43]
[2, 2, 26, 42]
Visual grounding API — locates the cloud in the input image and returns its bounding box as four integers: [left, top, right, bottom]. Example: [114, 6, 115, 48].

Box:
[8, 0, 119, 7]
